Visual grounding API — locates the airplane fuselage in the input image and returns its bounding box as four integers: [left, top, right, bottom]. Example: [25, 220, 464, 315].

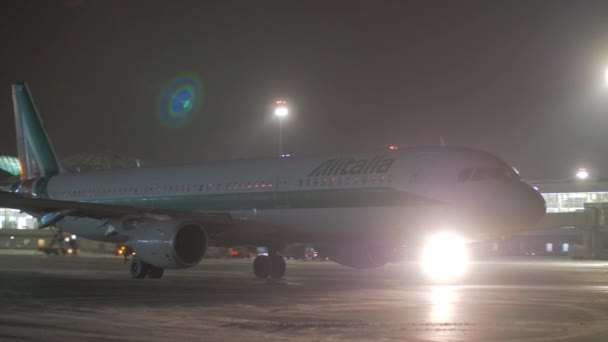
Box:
[14, 146, 545, 247]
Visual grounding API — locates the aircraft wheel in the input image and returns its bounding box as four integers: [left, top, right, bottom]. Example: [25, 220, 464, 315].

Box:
[129, 257, 148, 279]
[270, 255, 286, 279]
[253, 255, 271, 278]
[148, 266, 164, 279]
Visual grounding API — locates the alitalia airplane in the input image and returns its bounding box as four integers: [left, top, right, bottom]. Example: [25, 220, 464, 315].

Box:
[0, 82, 545, 280]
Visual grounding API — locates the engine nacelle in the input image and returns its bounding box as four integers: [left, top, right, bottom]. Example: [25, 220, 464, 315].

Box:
[129, 220, 207, 269]
[322, 243, 395, 269]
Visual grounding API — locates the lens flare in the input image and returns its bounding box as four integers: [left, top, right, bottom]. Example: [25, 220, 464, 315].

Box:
[158, 75, 202, 127]
[420, 232, 469, 282]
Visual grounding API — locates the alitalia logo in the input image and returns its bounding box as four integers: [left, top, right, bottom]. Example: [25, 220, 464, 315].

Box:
[308, 156, 396, 177]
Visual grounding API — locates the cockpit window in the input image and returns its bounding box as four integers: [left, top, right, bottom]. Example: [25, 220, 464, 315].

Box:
[470, 168, 519, 182]
[458, 167, 520, 182]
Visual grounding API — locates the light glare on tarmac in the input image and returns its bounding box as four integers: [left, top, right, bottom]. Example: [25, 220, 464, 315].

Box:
[2, 254, 608, 341]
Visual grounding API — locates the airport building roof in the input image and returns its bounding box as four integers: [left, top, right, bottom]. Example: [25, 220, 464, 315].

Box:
[61, 152, 142, 173]
[528, 179, 608, 213]
[0, 153, 142, 178]
[529, 179, 608, 193]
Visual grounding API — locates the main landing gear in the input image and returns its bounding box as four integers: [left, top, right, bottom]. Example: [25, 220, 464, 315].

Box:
[253, 254, 286, 279]
[129, 257, 164, 279]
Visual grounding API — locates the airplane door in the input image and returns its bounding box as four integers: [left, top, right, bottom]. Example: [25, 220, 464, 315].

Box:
[409, 152, 437, 184]
[274, 175, 289, 209]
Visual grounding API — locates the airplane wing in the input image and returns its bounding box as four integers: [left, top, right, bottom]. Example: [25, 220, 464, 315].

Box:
[0, 191, 232, 228]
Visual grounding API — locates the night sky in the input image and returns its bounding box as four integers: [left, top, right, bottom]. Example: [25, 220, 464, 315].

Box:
[2, 0, 608, 180]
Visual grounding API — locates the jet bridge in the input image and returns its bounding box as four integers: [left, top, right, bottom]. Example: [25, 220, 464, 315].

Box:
[521, 202, 608, 259]
[515, 179, 608, 259]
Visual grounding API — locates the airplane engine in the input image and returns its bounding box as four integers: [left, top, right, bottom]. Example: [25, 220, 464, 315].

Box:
[322, 243, 395, 269]
[129, 220, 207, 269]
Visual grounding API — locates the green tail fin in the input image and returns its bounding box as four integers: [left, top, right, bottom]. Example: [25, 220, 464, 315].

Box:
[12, 82, 62, 180]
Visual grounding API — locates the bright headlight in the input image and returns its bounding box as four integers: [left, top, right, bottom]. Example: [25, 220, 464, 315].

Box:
[420, 232, 469, 282]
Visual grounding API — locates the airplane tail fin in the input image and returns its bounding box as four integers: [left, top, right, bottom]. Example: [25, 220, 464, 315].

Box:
[12, 82, 62, 180]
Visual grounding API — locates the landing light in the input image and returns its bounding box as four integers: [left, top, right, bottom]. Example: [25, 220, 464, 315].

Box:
[576, 168, 589, 180]
[420, 232, 469, 282]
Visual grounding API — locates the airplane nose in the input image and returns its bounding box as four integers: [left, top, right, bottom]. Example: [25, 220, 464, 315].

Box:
[518, 183, 546, 227]
[478, 182, 546, 231]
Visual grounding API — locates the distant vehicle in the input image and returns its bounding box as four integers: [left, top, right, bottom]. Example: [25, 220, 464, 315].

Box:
[116, 245, 135, 256]
[256, 246, 269, 257]
[38, 232, 79, 256]
[1, 83, 544, 281]
[282, 243, 321, 260]
[228, 246, 256, 259]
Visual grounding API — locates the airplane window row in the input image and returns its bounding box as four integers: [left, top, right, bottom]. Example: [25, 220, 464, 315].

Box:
[298, 174, 392, 188]
[53, 180, 275, 199]
[457, 168, 519, 182]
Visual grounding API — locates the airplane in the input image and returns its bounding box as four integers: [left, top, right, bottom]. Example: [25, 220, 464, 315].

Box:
[0, 82, 545, 280]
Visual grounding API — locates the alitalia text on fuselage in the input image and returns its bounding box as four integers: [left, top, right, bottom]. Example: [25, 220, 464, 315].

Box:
[308, 156, 396, 177]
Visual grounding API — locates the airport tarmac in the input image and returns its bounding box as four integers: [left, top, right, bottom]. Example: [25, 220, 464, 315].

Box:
[2, 254, 608, 342]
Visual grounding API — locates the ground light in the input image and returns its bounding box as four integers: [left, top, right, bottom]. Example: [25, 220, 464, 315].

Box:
[420, 232, 469, 282]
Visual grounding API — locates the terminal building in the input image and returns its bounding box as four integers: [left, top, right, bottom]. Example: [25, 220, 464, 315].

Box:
[484, 178, 608, 258]
[0, 155, 36, 231]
